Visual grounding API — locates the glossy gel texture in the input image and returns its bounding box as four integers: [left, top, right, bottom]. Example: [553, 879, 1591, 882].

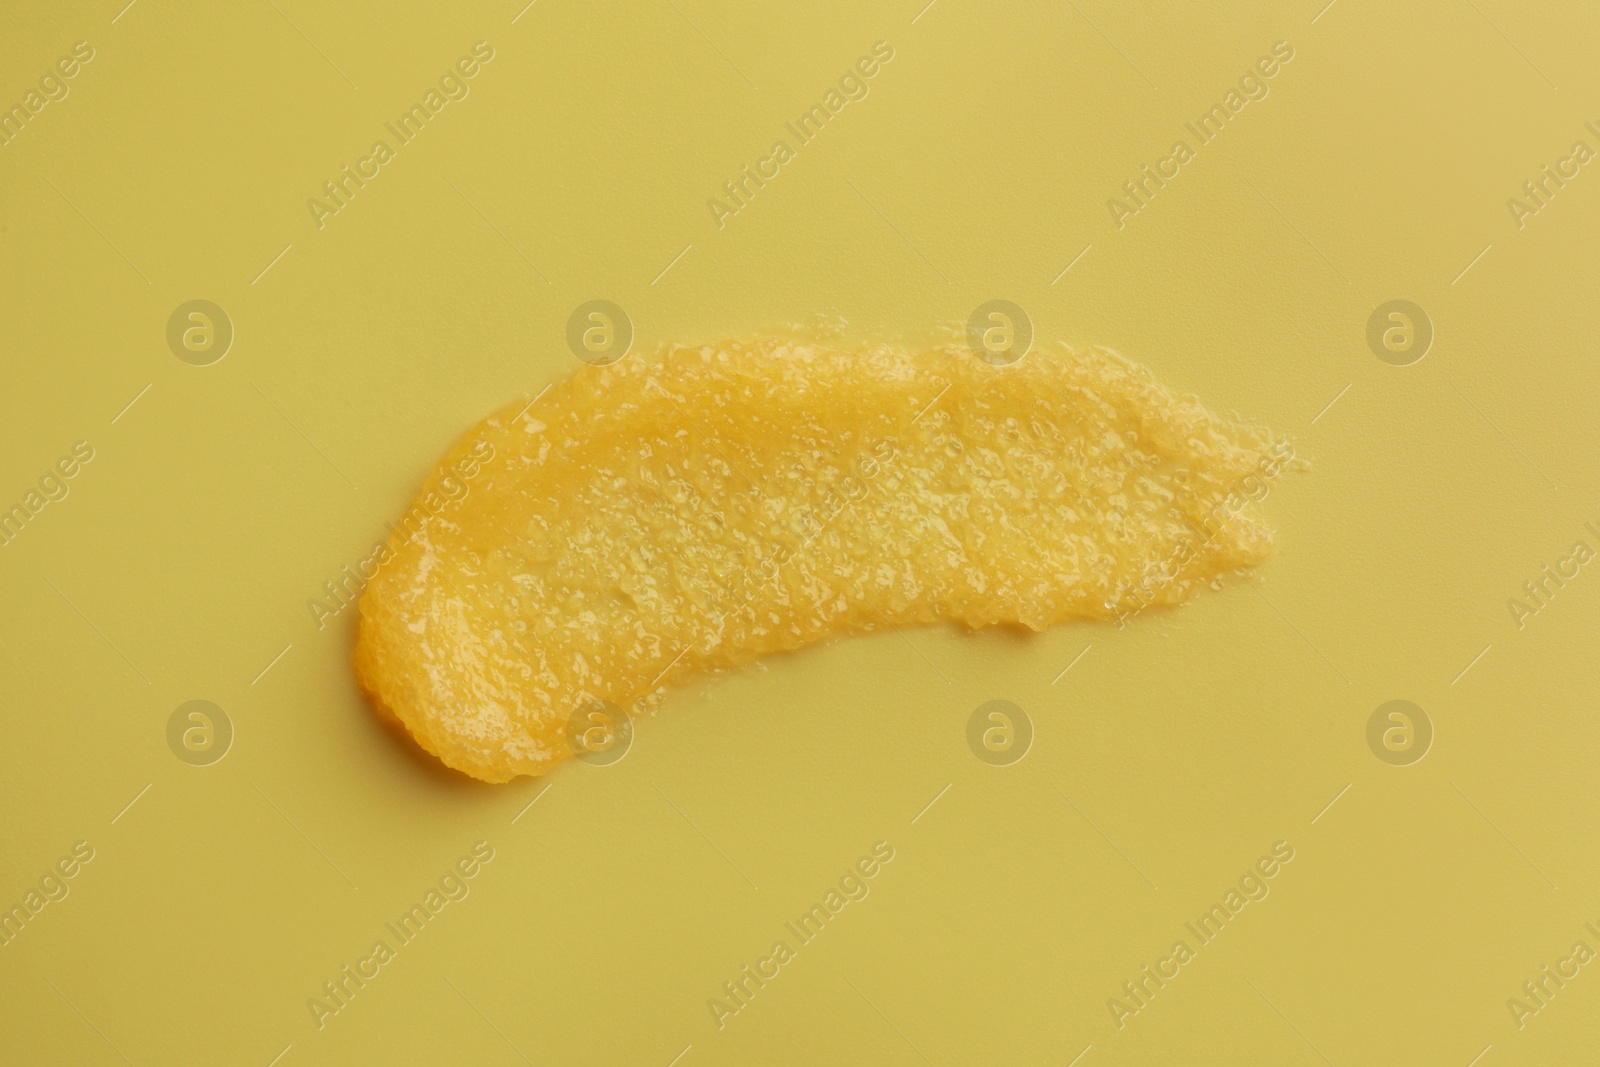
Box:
[354, 342, 1289, 782]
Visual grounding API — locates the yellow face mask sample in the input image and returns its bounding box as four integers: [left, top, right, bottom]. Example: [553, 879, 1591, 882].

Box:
[355, 341, 1293, 782]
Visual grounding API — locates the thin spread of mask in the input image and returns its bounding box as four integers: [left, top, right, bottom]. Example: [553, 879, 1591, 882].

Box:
[354, 341, 1294, 782]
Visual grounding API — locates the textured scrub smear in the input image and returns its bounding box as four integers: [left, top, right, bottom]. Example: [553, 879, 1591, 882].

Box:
[355, 342, 1293, 782]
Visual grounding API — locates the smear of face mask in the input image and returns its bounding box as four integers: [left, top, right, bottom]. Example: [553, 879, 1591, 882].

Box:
[354, 340, 1298, 782]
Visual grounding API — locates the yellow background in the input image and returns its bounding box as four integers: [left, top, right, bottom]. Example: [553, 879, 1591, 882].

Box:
[3, 0, 1598, 1064]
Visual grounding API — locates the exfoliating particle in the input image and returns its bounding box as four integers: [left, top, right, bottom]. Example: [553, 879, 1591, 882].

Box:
[354, 341, 1293, 782]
